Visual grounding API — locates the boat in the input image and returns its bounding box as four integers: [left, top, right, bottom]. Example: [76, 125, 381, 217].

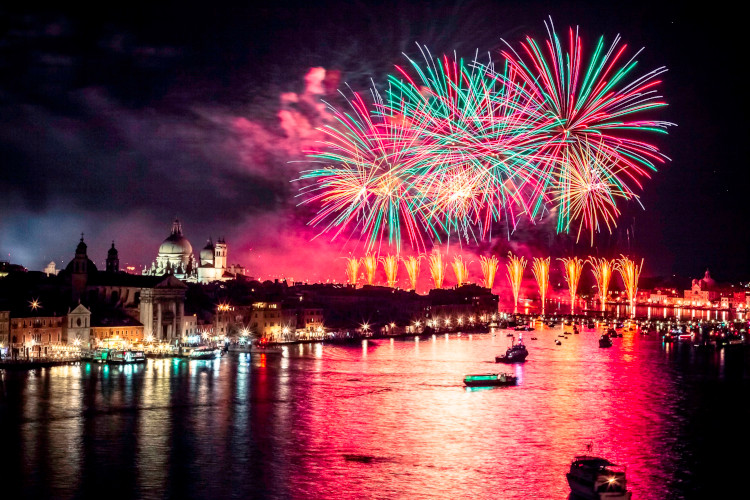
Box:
[495, 335, 528, 363]
[103, 349, 147, 364]
[566, 454, 631, 499]
[463, 372, 517, 387]
[189, 346, 221, 360]
[599, 334, 613, 348]
[555, 339, 562, 345]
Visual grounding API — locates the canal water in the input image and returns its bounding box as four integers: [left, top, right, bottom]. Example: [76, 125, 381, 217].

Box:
[1, 327, 748, 499]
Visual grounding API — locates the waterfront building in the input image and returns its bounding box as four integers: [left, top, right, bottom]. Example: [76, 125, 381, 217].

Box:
[0, 309, 9, 356]
[64, 303, 91, 348]
[249, 302, 297, 341]
[90, 310, 144, 346]
[9, 309, 66, 359]
[139, 275, 188, 342]
[682, 270, 739, 308]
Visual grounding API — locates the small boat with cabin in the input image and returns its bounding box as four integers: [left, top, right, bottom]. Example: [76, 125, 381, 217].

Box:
[599, 334, 613, 348]
[463, 372, 517, 387]
[566, 453, 631, 499]
[495, 335, 528, 363]
[188, 346, 221, 360]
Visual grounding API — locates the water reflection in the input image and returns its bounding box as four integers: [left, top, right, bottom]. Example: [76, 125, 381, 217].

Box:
[0, 332, 748, 499]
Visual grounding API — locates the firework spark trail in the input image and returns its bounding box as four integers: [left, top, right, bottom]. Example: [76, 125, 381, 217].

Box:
[429, 251, 446, 289]
[559, 257, 584, 314]
[380, 254, 399, 288]
[616, 255, 643, 315]
[298, 91, 426, 252]
[345, 256, 360, 286]
[506, 252, 527, 312]
[362, 253, 378, 285]
[588, 257, 615, 311]
[479, 255, 499, 290]
[451, 255, 470, 287]
[403, 254, 423, 291]
[552, 142, 635, 243]
[531, 257, 550, 315]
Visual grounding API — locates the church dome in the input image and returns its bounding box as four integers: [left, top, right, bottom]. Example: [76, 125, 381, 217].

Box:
[200, 239, 215, 264]
[158, 219, 193, 257]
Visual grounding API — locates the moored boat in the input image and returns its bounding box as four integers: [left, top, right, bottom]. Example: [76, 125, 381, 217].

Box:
[103, 349, 146, 364]
[495, 335, 528, 363]
[566, 454, 631, 499]
[463, 372, 517, 387]
[188, 346, 221, 360]
[599, 334, 613, 348]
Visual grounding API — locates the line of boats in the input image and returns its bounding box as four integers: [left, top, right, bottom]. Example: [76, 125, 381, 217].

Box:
[82, 345, 224, 364]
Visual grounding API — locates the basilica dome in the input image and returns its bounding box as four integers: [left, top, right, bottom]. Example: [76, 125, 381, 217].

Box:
[156, 219, 193, 267]
[159, 232, 193, 257]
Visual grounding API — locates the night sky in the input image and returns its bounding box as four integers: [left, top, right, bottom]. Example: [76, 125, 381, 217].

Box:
[1, 1, 748, 283]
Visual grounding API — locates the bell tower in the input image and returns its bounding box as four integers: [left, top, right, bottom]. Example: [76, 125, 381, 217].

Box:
[106, 241, 119, 273]
[72, 234, 89, 301]
[214, 238, 227, 272]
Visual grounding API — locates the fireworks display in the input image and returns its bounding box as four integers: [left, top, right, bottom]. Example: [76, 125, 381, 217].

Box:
[345, 256, 360, 286]
[451, 255, 470, 287]
[299, 20, 671, 250]
[559, 257, 584, 314]
[429, 251, 446, 289]
[403, 254, 423, 291]
[506, 252, 527, 311]
[588, 257, 615, 311]
[362, 253, 378, 285]
[479, 255, 499, 290]
[380, 254, 399, 288]
[531, 257, 550, 315]
[616, 255, 644, 313]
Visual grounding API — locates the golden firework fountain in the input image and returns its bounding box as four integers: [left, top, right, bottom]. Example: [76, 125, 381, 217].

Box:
[479, 255, 499, 290]
[380, 254, 399, 288]
[429, 251, 446, 289]
[451, 255, 470, 287]
[345, 256, 360, 286]
[531, 257, 550, 315]
[362, 253, 378, 285]
[506, 252, 527, 313]
[559, 257, 584, 315]
[403, 255, 423, 291]
[616, 255, 643, 317]
[588, 257, 615, 312]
